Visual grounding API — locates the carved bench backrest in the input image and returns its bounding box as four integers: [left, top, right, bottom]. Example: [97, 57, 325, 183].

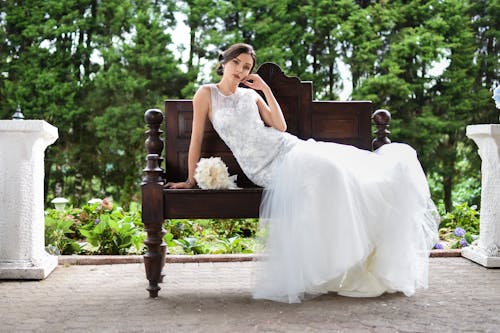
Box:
[164, 63, 372, 187]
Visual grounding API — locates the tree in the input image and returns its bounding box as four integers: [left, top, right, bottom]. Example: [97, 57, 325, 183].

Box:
[344, 0, 498, 211]
[88, 0, 187, 206]
[0, 0, 186, 207]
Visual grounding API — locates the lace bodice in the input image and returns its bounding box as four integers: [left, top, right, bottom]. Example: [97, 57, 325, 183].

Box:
[209, 84, 298, 187]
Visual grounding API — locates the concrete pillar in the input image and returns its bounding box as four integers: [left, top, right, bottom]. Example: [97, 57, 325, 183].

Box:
[462, 124, 500, 267]
[0, 120, 59, 279]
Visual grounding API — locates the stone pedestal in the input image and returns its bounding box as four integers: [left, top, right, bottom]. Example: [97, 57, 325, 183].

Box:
[462, 124, 500, 267]
[0, 120, 59, 279]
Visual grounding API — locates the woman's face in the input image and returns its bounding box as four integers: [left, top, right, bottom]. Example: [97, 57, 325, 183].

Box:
[223, 53, 254, 83]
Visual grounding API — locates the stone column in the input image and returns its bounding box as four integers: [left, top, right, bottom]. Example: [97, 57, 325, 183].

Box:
[0, 120, 59, 279]
[462, 124, 500, 267]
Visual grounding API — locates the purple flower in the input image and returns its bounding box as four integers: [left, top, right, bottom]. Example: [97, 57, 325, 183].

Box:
[434, 242, 444, 250]
[454, 227, 466, 237]
[94, 218, 101, 225]
[459, 238, 468, 247]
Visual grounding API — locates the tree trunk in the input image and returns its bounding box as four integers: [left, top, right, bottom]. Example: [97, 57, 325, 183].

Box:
[443, 173, 453, 213]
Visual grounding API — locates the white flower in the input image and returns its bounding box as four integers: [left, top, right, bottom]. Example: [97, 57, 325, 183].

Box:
[194, 157, 239, 190]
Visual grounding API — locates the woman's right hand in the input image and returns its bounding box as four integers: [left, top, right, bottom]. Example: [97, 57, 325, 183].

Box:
[165, 180, 195, 189]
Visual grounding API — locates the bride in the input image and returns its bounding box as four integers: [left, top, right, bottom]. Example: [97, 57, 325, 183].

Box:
[166, 43, 439, 303]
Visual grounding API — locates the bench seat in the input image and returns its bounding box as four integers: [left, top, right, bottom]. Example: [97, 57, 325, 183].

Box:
[163, 188, 262, 219]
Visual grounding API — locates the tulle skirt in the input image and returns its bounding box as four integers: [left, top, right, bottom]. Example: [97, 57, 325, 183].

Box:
[252, 139, 439, 303]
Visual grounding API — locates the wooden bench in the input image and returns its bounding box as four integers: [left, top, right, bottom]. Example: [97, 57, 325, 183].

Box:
[141, 62, 391, 298]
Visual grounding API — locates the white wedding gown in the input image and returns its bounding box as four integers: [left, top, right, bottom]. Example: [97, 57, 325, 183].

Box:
[209, 84, 439, 303]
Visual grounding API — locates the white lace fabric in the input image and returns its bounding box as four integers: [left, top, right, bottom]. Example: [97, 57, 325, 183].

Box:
[209, 84, 298, 187]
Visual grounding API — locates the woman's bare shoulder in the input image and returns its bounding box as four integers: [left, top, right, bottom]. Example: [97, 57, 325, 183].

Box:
[193, 85, 212, 115]
[195, 84, 212, 97]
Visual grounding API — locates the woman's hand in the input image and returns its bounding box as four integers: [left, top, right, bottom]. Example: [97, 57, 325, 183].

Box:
[242, 74, 269, 92]
[165, 180, 195, 189]
[242, 73, 287, 132]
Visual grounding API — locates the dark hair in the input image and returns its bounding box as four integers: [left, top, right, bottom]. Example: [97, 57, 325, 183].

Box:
[216, 43, 256, 76]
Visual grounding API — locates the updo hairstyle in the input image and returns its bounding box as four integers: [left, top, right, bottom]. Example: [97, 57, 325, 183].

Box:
[216, 43, 256, 76]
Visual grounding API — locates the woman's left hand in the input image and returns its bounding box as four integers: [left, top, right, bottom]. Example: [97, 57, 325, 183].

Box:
[242, 74, 269, 92]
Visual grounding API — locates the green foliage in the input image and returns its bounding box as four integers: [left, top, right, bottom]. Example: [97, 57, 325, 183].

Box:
[440, 202, 480, 234]
[45, 204, 258, 255]
[452, 177, 481, 208]
[204, 218, 259, 238]
[45, 201, 146, 255]
[174, 237, 209, 255]
[435, 202, 480, 249]
[163, 218, 258, 254]
[216, 235, 253, 254]
[44, 213, 82, 255]
[2, 1, 497, 210]
[78, 211, 146, 255]
[342, 0, 496, 212]
[0, 0, 187, 208]
[46, 198, 484, 253]
[428, 142, 482, 213]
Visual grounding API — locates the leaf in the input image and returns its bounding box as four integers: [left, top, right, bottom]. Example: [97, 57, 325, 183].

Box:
[94, 216, 109, 235]
[79, 229, 92, 240]
[108, 217, 120, 232]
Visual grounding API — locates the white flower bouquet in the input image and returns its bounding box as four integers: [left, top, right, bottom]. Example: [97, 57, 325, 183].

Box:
[194, 157, 239, 190]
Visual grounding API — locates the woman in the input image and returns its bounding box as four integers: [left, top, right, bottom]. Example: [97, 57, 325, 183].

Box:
[167, 43, 439, 303]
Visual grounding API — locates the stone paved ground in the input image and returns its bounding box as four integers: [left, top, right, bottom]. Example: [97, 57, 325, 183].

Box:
[0, 257, 499, 333]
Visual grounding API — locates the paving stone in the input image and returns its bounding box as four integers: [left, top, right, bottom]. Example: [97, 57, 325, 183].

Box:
[0, 258, 499, 333]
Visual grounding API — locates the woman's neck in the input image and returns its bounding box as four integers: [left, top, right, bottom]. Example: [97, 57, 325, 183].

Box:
[217, 79, 238, 95]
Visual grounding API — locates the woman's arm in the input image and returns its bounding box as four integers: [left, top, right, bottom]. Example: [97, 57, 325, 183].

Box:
[243, 74, 287, 132]
[165, 86, 210, 189]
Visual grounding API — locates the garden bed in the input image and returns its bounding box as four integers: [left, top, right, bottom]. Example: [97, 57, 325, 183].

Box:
[46, 200, 480, 257]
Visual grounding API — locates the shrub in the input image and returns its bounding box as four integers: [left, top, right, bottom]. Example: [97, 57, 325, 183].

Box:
[162, 218, 259, 255]
[45, 200, 145, 255]
[437, 202, 480, 249]
[46, 204, 258, 255]
[440, 202, 480, 234]
[44, 212, 82, 255]
[78, 211, 145, 255]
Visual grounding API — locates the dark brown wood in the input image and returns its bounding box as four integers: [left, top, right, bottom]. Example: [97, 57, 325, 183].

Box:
[372, 109, 392, 150]
[142, 109, 167, 298]
[257, 63, 312, 138]
[311, 101, 372, 149]
[142, 63, 392, 298]
[163, 188, 263, 219]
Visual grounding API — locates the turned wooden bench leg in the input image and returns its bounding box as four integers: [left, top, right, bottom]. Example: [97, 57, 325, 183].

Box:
[144, 222, 166, 298]
[142, 166, 166, 298]
[142, 109, 166, 298]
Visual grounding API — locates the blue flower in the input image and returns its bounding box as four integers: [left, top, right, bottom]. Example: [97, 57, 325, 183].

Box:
[459, 238, 468, 247]
[434, 242, 444, 250]
[454, 227, 466, 237]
